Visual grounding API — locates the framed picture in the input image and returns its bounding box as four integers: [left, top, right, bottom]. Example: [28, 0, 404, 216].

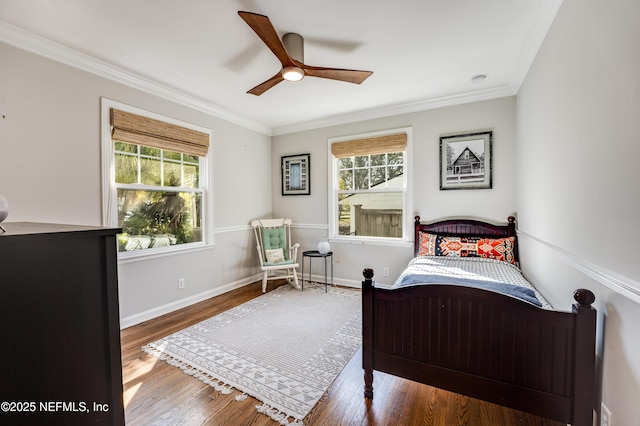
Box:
[281, 153, 310, 195]
[439, 130, 492, 190]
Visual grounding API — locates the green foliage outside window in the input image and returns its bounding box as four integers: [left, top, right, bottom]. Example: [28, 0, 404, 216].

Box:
[114, 141, 202, 252]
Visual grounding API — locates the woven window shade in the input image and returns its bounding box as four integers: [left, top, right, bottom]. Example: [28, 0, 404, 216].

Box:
[110, 109, 210, 157]
[331, 133, 407, 158]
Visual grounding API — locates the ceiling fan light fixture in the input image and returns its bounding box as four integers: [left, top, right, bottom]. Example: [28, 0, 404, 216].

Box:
[282, 66, 304, 81]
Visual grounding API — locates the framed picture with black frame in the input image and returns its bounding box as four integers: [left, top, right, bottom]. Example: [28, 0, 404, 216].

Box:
[439, 130, 492, 190]
[281, 153, 310, 195]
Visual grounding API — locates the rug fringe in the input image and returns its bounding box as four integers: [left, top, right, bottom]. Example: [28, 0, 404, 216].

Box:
[143, 344, 305, 424]
[142, 344, 233, 395]
[256, 403, 305, 425]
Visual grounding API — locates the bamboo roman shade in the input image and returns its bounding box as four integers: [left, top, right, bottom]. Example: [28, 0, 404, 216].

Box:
[331, 133, 407, 158]
[110, 109, 210, 157]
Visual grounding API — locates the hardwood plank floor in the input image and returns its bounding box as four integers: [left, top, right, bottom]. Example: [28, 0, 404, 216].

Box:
[121, 280, 565, 426]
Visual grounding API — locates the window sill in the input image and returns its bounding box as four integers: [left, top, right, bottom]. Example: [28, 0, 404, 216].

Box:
[327, 236, 413, 248]
[117, 241, 215, 264]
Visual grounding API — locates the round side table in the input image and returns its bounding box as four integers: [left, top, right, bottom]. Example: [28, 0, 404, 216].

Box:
[301, 250, 334, 292]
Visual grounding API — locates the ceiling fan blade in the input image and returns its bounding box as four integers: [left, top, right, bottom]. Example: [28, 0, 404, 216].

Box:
[302, 64, 373, 84]
[238, 11, 293, 67]
[247, 72, 285, 96]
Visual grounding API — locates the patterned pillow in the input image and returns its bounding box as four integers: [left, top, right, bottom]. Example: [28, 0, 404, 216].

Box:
[418, 232, 516, 264]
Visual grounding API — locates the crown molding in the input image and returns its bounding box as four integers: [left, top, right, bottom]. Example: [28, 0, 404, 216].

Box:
[0, 21, 272, 136]
[271, 85, 516, 136]
[2, 0, 560, 139]
[273, 1, 563, 137]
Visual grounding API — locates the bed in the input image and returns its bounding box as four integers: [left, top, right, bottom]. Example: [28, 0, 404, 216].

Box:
[361, 216, 596, 426]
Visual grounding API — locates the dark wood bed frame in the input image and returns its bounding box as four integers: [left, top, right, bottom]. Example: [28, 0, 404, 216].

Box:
[362, 216, 596, 426]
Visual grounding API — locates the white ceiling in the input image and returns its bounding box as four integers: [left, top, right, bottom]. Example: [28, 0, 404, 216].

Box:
[0, 0, 562, 135]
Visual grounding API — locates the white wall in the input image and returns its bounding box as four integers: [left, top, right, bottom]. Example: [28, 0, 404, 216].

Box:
[0, 42, 272, 327]
[271, 96, 517, 286]
[516, 0, 640, 423]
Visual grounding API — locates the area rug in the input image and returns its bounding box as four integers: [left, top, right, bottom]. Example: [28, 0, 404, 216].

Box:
[142, 284, 362, 425]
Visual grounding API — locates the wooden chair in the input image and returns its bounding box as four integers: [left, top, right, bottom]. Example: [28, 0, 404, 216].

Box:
[251, 218, 300, 293]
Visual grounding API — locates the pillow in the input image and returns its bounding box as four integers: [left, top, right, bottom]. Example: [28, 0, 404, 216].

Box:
[418, 232, 516, 264]
[265, 248, 285, 263]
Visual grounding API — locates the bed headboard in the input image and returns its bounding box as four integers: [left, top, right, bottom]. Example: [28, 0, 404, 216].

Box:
[413, 215, 517, 259]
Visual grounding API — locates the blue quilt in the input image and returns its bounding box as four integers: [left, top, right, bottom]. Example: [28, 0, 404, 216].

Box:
[392, 256, 544, 307]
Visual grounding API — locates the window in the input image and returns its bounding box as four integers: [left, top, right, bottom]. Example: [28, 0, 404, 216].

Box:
[101, 99, 211, 256]
[329, 128, 412, 243]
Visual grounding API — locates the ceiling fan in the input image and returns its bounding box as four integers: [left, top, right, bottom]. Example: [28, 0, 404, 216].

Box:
[238, 11, 373, 96]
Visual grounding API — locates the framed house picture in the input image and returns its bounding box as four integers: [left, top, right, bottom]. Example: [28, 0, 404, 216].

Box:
[439, 130, 492, 190]
[281, 153, 310, 195]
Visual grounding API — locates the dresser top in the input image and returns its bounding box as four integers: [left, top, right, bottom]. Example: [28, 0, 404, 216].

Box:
[0, 222, 121, 239]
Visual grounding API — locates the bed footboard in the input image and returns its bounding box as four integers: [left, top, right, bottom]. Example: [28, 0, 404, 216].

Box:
[362, 268, 596, 426]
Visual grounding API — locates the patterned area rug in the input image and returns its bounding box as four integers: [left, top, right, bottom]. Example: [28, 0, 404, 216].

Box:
[143, 284, 362, 425]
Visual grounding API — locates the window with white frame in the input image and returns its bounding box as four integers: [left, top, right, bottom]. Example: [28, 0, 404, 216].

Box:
[329, 128, 411, 242]
[102, 100, 211, 255]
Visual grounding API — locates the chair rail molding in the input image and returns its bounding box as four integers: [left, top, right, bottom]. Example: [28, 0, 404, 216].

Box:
[518, 230, 640, 304]
[214, 225, 252, 234]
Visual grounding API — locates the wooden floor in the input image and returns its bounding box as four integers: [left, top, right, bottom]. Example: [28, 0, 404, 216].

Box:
[121, 281, 565, 426]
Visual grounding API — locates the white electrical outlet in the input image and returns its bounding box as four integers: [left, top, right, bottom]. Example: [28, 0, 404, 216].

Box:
[383, 267, 389, 277]
[178, 278, 185, 290]
[601, 403, 612, 426]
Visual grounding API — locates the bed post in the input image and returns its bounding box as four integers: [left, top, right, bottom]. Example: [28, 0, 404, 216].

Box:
[572, 288, 597, 426]
[362, 268, 375, 399]
[507, 215, 516, 237]
[413, 216, 421, 256]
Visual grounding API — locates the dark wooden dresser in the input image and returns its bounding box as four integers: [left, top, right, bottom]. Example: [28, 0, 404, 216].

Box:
[0, 222, 124, 425]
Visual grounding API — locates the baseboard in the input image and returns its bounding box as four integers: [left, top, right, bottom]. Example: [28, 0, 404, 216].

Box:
[303, 274, 360, 290]
[119, 274, 262, 329]
[120, 271, 366, 329]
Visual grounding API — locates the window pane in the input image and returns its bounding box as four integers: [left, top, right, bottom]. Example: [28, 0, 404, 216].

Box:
[184, 163, 199, 188]
[163, 150, 182, 161]
[114, 141, 137, 153]
[354, 169, 369, 190]
[140, 146, 160, 157]
[163, 162, 182, 186]
[337, 192, 403, 237]
[388, 152, 403, 165]
[185, 154, 199, 164]
[116, 188, 202, 252]
[354, 156, 369, 168]
[370, 166, 386, 187]
[388, 165, 403, 179]
[115, 153, 139, 184]
[340, 170, 353, 190]
[140, 157, 161, 186]
[339, 158, 353, 169]
[370, 154, 385, 166]
[337, 193, 352, 236]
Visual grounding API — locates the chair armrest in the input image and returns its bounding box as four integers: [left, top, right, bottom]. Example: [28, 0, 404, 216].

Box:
[290, 242, 300, 261]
